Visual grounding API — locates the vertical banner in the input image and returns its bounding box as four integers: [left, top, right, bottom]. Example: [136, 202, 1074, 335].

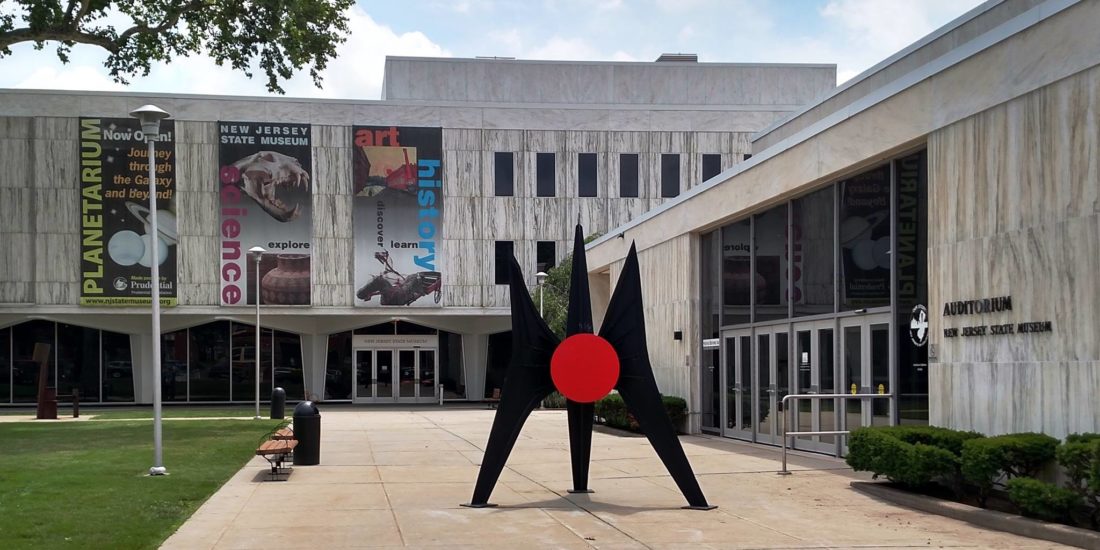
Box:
[218, 122, 313, 306]
[839, 165, 891, 308]
[79, 117, 177, 306]
[352, 126, 443, 307]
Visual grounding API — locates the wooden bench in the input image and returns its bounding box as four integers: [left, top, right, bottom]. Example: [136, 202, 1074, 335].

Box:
[272, 427, 295, 440]
[256, 438, 297, 481]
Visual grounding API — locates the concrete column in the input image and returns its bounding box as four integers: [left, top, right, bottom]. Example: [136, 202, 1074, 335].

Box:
[461, 333, 489, 401]
[130, 332, 154, 404]
[301, 334, 328, 401]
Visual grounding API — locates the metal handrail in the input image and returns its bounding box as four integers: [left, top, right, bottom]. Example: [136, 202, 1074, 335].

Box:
[778, 392, 893, 475]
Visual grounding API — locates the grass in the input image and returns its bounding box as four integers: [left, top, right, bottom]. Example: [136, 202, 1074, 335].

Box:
[90, 406, 262, 420]
[0, 418, 284, 549]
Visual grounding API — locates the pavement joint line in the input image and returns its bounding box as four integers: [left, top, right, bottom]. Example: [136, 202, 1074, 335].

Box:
[417, 410, 655, 550]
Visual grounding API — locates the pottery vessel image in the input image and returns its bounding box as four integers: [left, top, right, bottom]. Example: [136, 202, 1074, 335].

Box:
[261, 254, 311, 305]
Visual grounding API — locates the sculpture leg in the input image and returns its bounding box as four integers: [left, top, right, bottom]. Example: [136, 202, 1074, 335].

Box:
[619, 380, 716, 510]
[464, 372, 554, 507]
[566, 399, 595, 493]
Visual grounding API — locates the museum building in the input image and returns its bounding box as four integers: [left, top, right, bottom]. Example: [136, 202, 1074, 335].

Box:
[585, 0, 1100, 450]
[0, 54, 835, 407]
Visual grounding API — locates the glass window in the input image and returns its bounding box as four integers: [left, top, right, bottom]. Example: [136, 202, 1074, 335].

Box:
[754, 204, 789, 322]
[161, 329, 188, 401]
[231, 322, 255, 402]
[57, 323, 99, 403]
[494, 152, 514, 196]
[720, 219, 751, 325]
[494, 241, 514, 284]
[189, 321, 230, 401]
[792, 186, 836, 317]
[536, 241, 555, 273]
[702, 154, 721, 181]
[661, 154, 679, 198]
[894, 150, 929, 424]
[839, 164, 891, 310]
[700, 231, 721, 338]
[12, 320, 54, 403]
[484, 331, 511, 398]
[536, 153, 555, 197]
[325, 331, 352, 400]
[619, 154, 639, 197]
[578, 153, 597, 197]
[439, 331, 465, 400]
[274, 330, 304, 401]
[0, 327, 10, 403]
[101, 330, 134, 402]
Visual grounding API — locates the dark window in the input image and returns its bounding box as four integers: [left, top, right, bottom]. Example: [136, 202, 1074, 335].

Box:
[57, 323, 99, 402]
[619, 154, 639, 197]
[231, 322, 265, 402]
[754, 203, 789, 322]
[12, 320, 54, 403]
[839, 163, 891, 311]
[536, 153, 555, 197]
[101, 329, 134, 402]
[702, 154, 722, 181]
[494, 152, 514, 196]
[743, 153, 752, 161]
[661, 154, 680, 198]
[792, 185, 836, 317]
[536, 241, 556, 273]
[578, 153, 597, 197]
[720, 219, 751, 325]
[894, 150, 929, 424]
[189, 321, 230, 401]
[162, 329, 187, 402]
[325, 331, 352, 400]
[0, 327, 9, 403]
[495, 241, 515, 284]
[274, 330, 304, 401]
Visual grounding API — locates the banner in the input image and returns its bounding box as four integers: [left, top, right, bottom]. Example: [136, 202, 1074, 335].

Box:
[217, 121, 313, 306]
[839, 165, 891, 307]
[79, 117, 177, 306]
[352, 126, 443, 307]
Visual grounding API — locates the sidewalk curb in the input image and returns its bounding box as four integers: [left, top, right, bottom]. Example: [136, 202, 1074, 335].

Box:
[850, 481, 1100, 549]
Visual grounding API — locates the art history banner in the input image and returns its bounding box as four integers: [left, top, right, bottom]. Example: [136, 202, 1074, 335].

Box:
[218, 121, 313, 306]
[352, 126, 443, 307]
[79, 117, 177, 306]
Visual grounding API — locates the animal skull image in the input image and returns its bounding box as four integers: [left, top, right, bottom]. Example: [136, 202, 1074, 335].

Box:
[232, 151, 311, 222]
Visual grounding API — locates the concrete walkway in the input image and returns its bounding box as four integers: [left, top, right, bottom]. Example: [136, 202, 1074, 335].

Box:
[162, 409, 1067, 549]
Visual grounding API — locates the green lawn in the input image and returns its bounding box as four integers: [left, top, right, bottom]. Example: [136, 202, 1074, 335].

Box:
[90, 406, 262, 420]
[0, 419, 284, 549]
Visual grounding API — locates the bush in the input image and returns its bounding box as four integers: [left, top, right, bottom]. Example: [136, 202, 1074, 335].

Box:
[594, 393, 687, 433]
[847, 427, 961, 488]
[962, 433, 1059, 507]
[1056, 433, 1100, 528]
[1006, 477, 1082, 522]
[541, 391, 567, 409]
[884, 425, 983, 455]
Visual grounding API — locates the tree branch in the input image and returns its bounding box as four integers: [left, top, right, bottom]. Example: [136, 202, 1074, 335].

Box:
[117, 0, 207, 43]
[0, 27, 116, 52]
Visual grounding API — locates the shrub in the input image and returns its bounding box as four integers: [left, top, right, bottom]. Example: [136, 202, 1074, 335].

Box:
[962, 433, 1059, 507]
[885, 425, 983, 455]
[594, 393, 687, 433]
[541, 391, 567, 409]
[1006, 477, 1082, 522]
[1056, 433, 1100, 528]
[847, 427, 961, 488]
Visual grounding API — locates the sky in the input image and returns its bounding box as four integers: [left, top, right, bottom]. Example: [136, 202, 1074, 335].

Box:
[0, 0, 987, 100]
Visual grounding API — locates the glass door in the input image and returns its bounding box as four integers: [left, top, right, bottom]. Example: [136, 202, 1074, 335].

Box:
[722, 329, 753, 440]
[352, 347, 439, 404]
[701, 343, 721, 434]
[839, 315, 893, 436]
[754, 325, 789, 446]
[790, 320, 837, 454]
[354, 349, 372, 400]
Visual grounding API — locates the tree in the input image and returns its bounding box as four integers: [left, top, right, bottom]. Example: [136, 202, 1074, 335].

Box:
[0, 0, 354, 93]
[539, 232, 603, 340]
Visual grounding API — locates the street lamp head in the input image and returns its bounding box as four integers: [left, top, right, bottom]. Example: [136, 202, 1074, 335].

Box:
[248, 246, 266, 262]
[536, 271, 548, 284]
[129, 104, 171, 138]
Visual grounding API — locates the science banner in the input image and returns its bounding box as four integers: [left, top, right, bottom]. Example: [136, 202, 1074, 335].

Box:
[352, 126, 443, 307]
[79, 117, 177, 306]
[839, 165, 891, 308]
[217, 121, 313, 306]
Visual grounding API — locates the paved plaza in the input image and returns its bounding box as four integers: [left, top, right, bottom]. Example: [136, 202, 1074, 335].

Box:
[161, 408, 1066, 549]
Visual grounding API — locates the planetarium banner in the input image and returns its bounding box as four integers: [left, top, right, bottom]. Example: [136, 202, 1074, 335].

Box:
[352, 126, 443, 307]
[217, 121, 313, 306]
[79, 117, 177, 306]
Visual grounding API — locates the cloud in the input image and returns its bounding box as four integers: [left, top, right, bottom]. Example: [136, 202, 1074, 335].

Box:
[15, 65, 127, 91]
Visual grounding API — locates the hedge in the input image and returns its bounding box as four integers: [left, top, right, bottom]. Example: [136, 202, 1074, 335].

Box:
[594, 393, 688, 433]
[1006, 477, 1082, 522]
[961, 433, 1059, 506]
[847, 427, 962, 488]
[1056, 433, 1100, 527]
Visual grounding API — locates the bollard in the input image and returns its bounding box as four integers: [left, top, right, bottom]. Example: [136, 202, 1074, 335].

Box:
[270, 387, 286, 419]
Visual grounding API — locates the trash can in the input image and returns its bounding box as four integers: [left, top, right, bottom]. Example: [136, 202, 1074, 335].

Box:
[293, 401, 320, 465]
[270, 387, 286, 420]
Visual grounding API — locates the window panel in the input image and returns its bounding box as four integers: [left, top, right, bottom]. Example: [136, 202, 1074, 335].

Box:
[578, 153, 597, 197]
[0, 327, 8, 403]
[101, 330, 134, 402]
[57, 323, 99, 403]
[839, 164, 891, 311]
[661, 154, 680, 198]
[536, 152, 555, 197]
[12, 320, 54, 403]
[325, 331, 352, 400]
[189, 321, 230, 401]
[536, 241, 556, 273]
[494, 241, 514, 284]
[720, 219, 751, 325]
[702, 154, 721, 181]
[754, 204, 789, 322]
[274, 330, 304, 401]
[619, 154, 639, 197]
[792, 185, 836, 317]
[161, 329, 188, 401]
[494, 152, 514, 196]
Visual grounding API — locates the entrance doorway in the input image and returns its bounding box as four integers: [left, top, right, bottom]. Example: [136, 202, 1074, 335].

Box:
[352, 334, 438, 404]
[721, 329, 752, 440]
[790, 320, 836, 453]
[840, 315, 893, 434]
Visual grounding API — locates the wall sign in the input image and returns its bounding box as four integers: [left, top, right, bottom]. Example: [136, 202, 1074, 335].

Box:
[909, 305, 929, 346]
[702, 338, 720, 349]
[940, 295, 1053, 338]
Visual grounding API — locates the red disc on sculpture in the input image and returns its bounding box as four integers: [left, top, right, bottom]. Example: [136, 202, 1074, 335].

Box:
[551, 334, 620, 403]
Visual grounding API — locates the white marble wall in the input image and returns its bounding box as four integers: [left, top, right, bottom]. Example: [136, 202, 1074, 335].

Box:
[927, 63, 1100, 438]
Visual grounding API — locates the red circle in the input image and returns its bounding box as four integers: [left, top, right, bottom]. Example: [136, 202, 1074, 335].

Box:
[551, 334, 620, 403]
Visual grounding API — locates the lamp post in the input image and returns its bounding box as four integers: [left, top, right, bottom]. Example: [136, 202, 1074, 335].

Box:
[130, 104, 171, 477]
[249, 246, 266, 420]
[536, 271, 548, 317]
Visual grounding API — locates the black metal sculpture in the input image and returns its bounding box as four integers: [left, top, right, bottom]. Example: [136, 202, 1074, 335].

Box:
[464, 225, 715, 510]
